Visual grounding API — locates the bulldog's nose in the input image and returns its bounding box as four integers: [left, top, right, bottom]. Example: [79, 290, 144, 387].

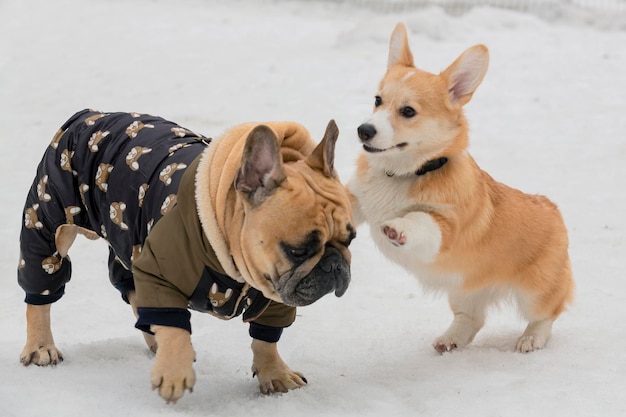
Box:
[285, 246, 351, 306]
[357, 123, 377, 142]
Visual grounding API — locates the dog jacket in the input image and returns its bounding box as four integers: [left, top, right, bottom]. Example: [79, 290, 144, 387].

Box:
[18, 109, 295, 342]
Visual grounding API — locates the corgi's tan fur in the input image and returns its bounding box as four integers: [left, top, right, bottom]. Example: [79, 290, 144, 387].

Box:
[348, 23, 574, 353]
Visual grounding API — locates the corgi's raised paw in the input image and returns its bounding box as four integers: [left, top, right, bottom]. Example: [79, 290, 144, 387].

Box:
[382, 224, 407, 246]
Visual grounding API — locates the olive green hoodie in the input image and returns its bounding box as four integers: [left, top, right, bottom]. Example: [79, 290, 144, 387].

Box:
[133, 122, 316, 341]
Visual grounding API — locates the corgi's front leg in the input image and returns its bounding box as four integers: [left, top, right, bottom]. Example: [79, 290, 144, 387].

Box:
[381, 212, 442, 262]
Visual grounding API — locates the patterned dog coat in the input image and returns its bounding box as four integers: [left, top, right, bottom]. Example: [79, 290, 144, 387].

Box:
[18, 109, 208, 304]
[18, 109, 295, 342]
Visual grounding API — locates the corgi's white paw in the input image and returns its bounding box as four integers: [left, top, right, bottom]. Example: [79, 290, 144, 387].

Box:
[379, 213, 441, 262]
[516, 335, 546, 353]
[516, 319, 552, 353]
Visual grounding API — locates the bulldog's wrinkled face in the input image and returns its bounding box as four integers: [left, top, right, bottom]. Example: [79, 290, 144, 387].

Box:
[234, 121, 355, 306]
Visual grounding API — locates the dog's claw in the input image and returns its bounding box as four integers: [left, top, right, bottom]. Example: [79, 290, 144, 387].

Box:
[20, 345, 64, 367]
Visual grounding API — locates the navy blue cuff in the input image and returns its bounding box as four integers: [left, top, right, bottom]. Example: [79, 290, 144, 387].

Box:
[135, 307, 191, 335]
[249, 322, 284, 343]
[24, 286, 65, 305]
[113, 280, 136, 305]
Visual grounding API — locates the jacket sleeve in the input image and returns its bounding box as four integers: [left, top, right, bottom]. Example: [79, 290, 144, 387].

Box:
[133, 236, 195, 334]
[249, 301, 297, 343]
[132, 205, 204, 334]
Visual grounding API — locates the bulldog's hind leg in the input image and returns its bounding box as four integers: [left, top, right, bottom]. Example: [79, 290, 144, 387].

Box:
[106, 248, 157, 352]
[20, 303, 63, 366]
[55, 224, 99, 257]
[251, 339, 307, 394]
[127, 291, 157, 353]
[20, 224, 89, 366]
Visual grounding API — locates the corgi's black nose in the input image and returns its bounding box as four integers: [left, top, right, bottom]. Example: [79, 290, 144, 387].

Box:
[357, 123, 377, 141]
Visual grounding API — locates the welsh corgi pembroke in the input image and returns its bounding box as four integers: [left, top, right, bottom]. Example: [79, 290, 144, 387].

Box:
[348, 23, 574, 353]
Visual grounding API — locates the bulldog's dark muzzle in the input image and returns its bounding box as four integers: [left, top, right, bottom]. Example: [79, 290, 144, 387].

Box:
[279, 246, 350, 307]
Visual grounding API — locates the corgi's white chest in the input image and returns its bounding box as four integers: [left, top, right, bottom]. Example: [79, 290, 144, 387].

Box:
[352, 170, 415, 225]
[350, 168, 461, 291]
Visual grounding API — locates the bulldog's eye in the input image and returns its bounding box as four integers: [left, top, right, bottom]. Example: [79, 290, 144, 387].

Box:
[400, 106, 416, 118]
[290, 248, 308, 259]
[374, 96, 382, 107]
[283, 244, 312, 263]
[282, 231, 321, 264]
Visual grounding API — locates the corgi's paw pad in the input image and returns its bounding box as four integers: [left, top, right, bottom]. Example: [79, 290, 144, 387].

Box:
[382, 223, 407, 246]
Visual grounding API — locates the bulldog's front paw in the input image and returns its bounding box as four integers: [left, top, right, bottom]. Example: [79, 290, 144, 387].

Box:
[20, 342, 63, 366]
[151, 325, 196, 404]
[252, 363, 308, 395]
[251, 339, 307, 394]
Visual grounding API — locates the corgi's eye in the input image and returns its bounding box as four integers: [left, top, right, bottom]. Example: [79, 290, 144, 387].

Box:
[374, 96, 382, 107]
[400, 106, 416, 118]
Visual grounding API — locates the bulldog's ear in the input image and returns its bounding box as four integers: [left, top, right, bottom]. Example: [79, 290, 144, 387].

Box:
[305, 119, 338, 178]
[235, 125, 286, 205]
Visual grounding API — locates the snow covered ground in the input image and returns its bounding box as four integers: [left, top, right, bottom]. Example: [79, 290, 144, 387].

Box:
[1, 0, 625, 416]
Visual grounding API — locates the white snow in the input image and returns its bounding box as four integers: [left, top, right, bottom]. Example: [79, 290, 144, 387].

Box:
[1, 0, 625, 416]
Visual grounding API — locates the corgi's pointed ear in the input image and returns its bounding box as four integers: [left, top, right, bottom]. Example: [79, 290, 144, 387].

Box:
[388, 23, 414, 69]
[442, 45, 489, 106]
[305, 119, 338, 178]
[235, 125, 286, 206]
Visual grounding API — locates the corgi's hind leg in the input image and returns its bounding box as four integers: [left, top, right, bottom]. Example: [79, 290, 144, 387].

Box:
[514, 261, 573, 353]
[516, 318, 553, 353]
[433, 289, 492, 353]
[514, 289, 559, 353]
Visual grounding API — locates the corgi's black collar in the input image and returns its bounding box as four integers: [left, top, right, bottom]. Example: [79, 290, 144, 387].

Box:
[415, 157, 448, 176]
[385, 157, 448, 177]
